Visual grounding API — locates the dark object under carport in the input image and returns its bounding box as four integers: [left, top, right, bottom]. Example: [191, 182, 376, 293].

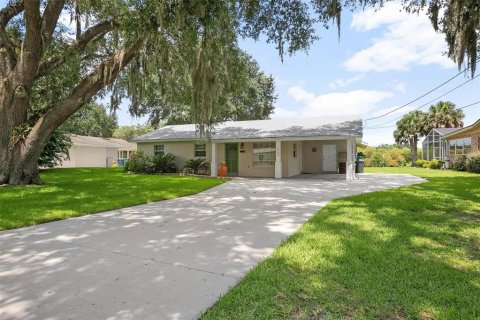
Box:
[356, 157, 365, 173]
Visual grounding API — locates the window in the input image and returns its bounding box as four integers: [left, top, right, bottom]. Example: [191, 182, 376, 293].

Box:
[154, 144, 164, 157]
[194, 144, 206, 157]
[449, 140, 456, 155]
[118, 150, 128, 159]
[455, 139, 464, 155]
[464, 137, 472, 154]
[252, 142, 275, 167]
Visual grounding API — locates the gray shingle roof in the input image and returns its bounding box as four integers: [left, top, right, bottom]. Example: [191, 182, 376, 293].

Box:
[133, 116, 362, 142]
[70, 135, 136, 149]
[433, 127, 461, 135]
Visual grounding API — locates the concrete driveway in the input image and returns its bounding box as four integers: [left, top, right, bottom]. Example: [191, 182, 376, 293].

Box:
[0, 174, 425, 320]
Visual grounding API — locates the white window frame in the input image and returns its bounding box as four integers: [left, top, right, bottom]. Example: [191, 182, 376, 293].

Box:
[252, 142, 276, 167]
[194, 143, 206, 157]
[154, 144, 165, 157]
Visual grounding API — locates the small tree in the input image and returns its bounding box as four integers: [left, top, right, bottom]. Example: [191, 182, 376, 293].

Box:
[393, 111, 427, 167]
[38, 130, 71, 168]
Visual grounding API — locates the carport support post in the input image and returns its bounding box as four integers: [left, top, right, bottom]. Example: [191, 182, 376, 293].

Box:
[346, 138, 354, 181]
[275, 140, 282, 179]
[211, 142, 217, 177]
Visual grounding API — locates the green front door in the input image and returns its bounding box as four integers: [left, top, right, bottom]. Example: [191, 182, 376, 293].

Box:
[225, 143, 239, 176]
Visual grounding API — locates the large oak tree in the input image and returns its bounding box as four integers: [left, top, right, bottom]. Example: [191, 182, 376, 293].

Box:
[0, 0, 478, 185]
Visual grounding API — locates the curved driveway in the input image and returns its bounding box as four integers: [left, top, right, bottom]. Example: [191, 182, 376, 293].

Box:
[0, 174, 425, 320]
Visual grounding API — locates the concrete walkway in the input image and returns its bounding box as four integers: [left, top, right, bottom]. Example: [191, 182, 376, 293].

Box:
[0, 174, 425, 320]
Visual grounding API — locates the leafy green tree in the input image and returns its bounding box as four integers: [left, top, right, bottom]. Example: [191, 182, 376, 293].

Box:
[62, 103, 118, 137]
[113, 125, 154, 141]
[38, 130, 71, 168]
[394, 111, 428, 167]
[426, 101, 465, 131]
[151, 52, 276, 125]
[0, 0, 478, 185]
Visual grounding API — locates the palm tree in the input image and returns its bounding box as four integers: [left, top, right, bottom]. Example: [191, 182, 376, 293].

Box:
[394, 111, 428, 167]
[426, 101, 465, 131]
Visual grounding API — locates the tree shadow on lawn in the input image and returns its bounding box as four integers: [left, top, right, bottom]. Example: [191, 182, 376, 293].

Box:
[202, 176, 480, 320]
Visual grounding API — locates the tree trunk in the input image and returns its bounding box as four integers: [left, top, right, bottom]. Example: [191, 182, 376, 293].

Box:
[411, 137, 418, 167]
[0, 37, 144, 185]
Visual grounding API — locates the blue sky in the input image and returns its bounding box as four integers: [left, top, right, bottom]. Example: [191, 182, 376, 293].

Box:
[116, 2, 479, 145]
[4, 1, 478, 145]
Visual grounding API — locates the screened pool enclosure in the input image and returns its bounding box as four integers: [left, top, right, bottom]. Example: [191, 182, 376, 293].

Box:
[422, 128, 460, 161]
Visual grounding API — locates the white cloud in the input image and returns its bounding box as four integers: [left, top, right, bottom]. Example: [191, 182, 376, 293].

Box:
[390, 80, 406, 93]
[286, 86, 393, 117]
[328, 75, 364, 89]
[271, 106, 300, 119]
[369, 104, 417, 118]
[363, 127, 397, 146]
[345, 2, 454, 73]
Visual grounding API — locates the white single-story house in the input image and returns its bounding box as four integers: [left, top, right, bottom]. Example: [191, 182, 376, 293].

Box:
[133, 116, 363, 180]
[58, 135, 137, 168]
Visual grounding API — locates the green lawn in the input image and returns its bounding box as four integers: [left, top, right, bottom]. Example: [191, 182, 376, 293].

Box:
[202, 167, 480, 320]
[0, 168, 225, 230]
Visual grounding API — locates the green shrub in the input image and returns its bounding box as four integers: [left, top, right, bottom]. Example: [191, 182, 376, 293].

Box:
[428, 159, 442, 169]
[466, 151, 480, 173]
[152, 153, 177, 173]
[124, 151, 153, 173]
[416, 159, 426, 168]
[452, 155, 467, 171]
[384, 149, 406, 167]
[369, 151, 386, 167]
[184, 158, 209, 174]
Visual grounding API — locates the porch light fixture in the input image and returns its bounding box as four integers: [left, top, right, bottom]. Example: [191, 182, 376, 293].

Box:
[240, 142, 245, 153]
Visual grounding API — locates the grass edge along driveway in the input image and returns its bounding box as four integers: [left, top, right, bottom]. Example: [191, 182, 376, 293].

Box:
[202, 167, 480, 320]
[0, 168, 226, 231]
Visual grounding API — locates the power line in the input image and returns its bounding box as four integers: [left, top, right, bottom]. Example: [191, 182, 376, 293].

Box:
[364, 100, 480, 130]
[458, 101, 480, 110]
[366, 74, 479, 129]
[365, 59, 480, 122]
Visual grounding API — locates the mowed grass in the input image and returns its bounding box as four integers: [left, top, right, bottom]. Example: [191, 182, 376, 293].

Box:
[0, 168, 226, 230]
[202, 168, 480, 320]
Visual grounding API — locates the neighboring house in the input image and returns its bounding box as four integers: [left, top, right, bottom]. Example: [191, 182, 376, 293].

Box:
[133, 116, 363, 180]
[422, 118, 480, 165]
[442, 118, 480, 164]
[59, 135, 136, 168]
[422, 128, 459, 161]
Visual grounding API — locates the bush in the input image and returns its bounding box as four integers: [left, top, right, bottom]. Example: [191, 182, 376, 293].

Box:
[184, 158, 209, 174]
[124, 151, 154, 173]
[427, 159, 442, 169]
[384, 149, 406, 167]
[466, 151, 480, 173]
[152, 153, 177, 173]
[452, 155, 467, 171]
[368, 151, 386, 167]
[416, 159, 427, 168]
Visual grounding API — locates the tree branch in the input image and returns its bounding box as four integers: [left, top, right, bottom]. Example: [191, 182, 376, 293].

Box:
[36, 19, 117, 78]
[0, 0, 24, 29]
[41, 0, 66, 45]
[0, 0, 24, 74]
[29, 37, 144, 148]
[19, 0, 42, 83]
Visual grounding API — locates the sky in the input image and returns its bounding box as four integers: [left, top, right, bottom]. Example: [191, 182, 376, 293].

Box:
[4, 1, 479, 145]
[115, 2, 479, 145]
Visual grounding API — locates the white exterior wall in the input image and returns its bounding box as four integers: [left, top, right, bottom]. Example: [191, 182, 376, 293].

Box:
[59, 146, 109, 168]
[281, 141, 303, 177]
[137, 141, 211, 170]
[238, 142, 275, 177]
[302, 140, 347, 174]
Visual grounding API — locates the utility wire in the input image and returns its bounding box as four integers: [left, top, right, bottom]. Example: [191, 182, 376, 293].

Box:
[364, 100, 480, 130]
[366, 74, 479, 129]
[458, 101, 480, 109]
[365, 59, 480, 122]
